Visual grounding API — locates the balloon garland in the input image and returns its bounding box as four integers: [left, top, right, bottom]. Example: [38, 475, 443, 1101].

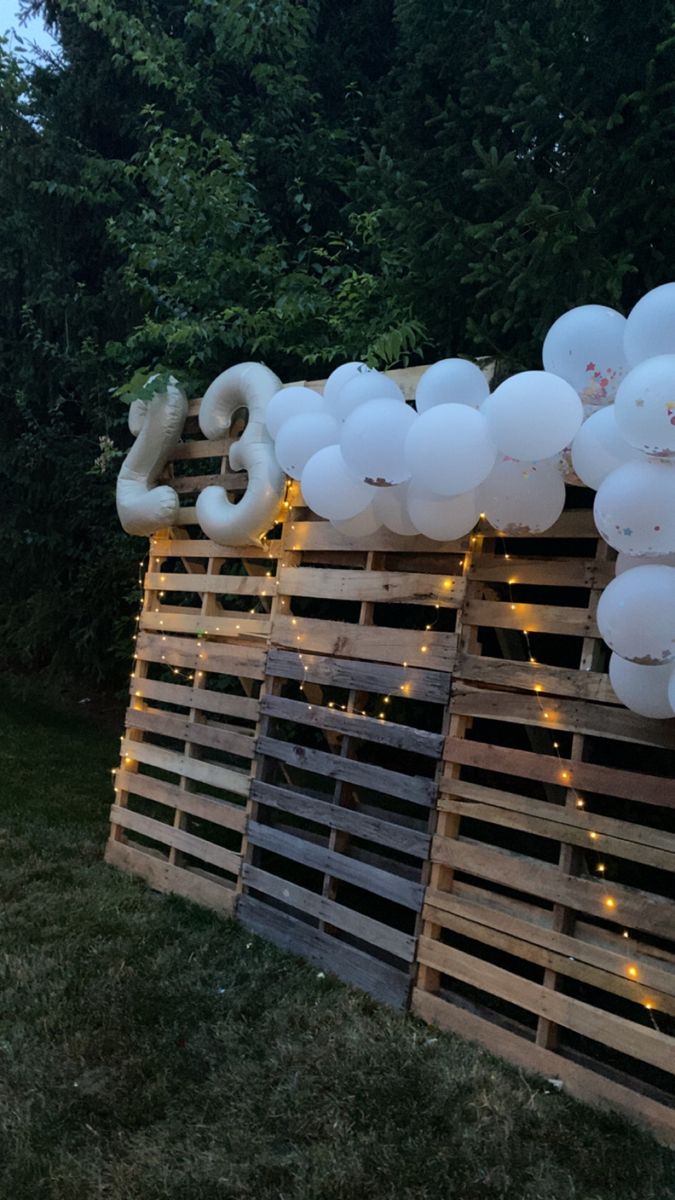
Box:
[267, 286, 675, 719]
[114, 284, 675, 719]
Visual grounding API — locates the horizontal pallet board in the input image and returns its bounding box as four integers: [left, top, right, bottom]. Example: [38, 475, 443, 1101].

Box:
[266, 647, 450, 704]
[239, 895, 410, 1009]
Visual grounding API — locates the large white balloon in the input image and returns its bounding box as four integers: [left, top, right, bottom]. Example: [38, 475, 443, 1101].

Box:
[300, 445, 374, 521]
[596, 566, 675, 664]
[340, 399, 416, 485]
[570, 406, 643, 490]
[330, 505, 382, 538]
[266, 386, 327, 439]
[407, 487, 480, 541]
[415, 359, 489, 413]
[615, 550, 675, 575]
[373, 483, 418, 535]
[405, 405, 497, 496]
[613, 355, 675, 456]
[479, 457, 565, 534]
[323, 361, 367, 407]
[481, 371, 583, 461]
[624, 282, 675, 366]
[593, 459, 675, 555]
[274, 412, 340, 480]
[542, 305, 627, 405]
[334, 369, 405, 421]
[609, 654, 675, 718]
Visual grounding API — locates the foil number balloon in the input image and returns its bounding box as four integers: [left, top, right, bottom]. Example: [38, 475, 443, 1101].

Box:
[195, 362, 286, 545]
[116, 362, 286, 545]
[116, 377, 188, 536]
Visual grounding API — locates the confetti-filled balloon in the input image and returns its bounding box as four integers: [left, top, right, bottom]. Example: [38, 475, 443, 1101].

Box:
[543, 305, 627, 405]
[301, 445, 374, 521]
[596, 566, 675, 664]
[613, 355, 675, 456]
[608, 654, 675, 718]
[340, 399, 416, 485]
[266, 386, 327, 439]
[373, 483, 418, 535]
[405, 405, 497, 496]
[624, 282, 675, 366]
[334, 369, 405, 421]
[415, 359, 489, 413]
[571, 405, 643, 490]
[593, 459, 675, 555]
[481, 371, 583, 461]
[274, 412, 340, 480]
[407, 487, 480, 541]
[479, 457, 565, 534]
[323, 361, 367, 407]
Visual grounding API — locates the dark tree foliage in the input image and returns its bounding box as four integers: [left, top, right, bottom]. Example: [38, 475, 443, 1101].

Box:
[2, 0, 675, 683]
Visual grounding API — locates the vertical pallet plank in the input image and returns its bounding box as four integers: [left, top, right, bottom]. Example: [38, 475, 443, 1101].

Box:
[535, 537, 610, 1050]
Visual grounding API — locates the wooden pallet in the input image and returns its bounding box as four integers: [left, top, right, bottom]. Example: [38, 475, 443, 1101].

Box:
[237, 486, 466, 1007]
[413, 504, 675, 1140]
[106, 403, 279, 912]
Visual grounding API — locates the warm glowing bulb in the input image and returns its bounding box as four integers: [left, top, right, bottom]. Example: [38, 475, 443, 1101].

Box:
[627, 965, 639, 979]
[596, 863, 606, 873]
[589, 831, 598, 841]
[603, 897, 616, 910]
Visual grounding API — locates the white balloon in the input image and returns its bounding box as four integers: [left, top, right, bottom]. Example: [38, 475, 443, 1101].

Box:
[596, 566, 675, 664]
[570, 406, 643, 490]
[340, 399, 416, 485]
[334, 369, 405, 421]
[300, 445, 374, 521]
[266, 386, 327, 439]
[415, 359, 489, 412]
[407, 487, 480, 541]
[593, 459, 675, 555]
[609, 654, 675, 718]
[274, 413, 340, 480]
[405, 405, 497, 496]
[613, 355, 675, 456]
[615, 550, 675, 575]
[323, 361, 367, 407]
[373, 483, 418, 536]
[481, 371, 583, 461]
[330, 505, 382, 538]
[479, 457, 565, 534]
[542, 305, 627, 404]
[624, 282, 675, 366]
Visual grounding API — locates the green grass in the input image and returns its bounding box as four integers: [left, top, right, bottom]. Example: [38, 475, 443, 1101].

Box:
[1, 690, 674, 1200]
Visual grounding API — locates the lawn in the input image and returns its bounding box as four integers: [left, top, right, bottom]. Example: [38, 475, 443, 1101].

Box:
[1, 688, 674, 1200]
